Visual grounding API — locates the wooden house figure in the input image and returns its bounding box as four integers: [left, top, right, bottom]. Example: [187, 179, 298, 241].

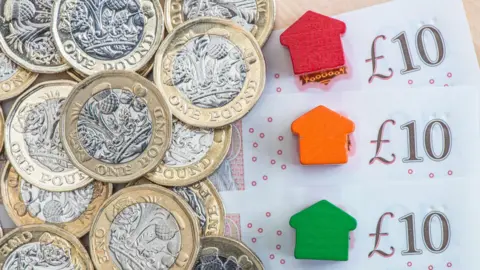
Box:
[291, 106, 355, 165]
[280, 11, 347, 76]
[290, 200, 357, 261]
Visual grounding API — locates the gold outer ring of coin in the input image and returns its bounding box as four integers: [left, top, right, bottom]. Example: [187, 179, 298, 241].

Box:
[52, 0, 165, 76]
[66, 59, 155, 82]
[5, 80, 95, 191]
[60, 71, 172, 183]
[0, 224, 94, 269]
[197, 236, 265, 269]
[164, 0, 276, 47]
[154, 18, 266, 128]
[89, 184, 201, 269]
[1, 161, 113, 238]
[0, 51, 38, 101]
[147, 123, 232, 186]
[127, 178, 226, 236]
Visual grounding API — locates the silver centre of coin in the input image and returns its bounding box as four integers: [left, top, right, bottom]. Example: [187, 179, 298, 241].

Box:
[172, 186, 207, 231]
[183, 0, 258, 31]
[163, 118, 214, 167]
[194, 247, 243, 269]
[78, 88, 153, 164]
[20, 179, 94, 223]
[0, 52, 16, 81]
[58, 0, 151, 60]
[0, 0, 63, 66]
[172, 34, 247, 109]
[4, 242, 74, 269]
[13, 95, 74, 173]
[109, 203, 181, 270]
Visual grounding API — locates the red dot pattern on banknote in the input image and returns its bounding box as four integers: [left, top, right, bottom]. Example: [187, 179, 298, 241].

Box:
[246, 218, 287, 266]
[247, 126, 288, 189]
[407, 72, 453, 86]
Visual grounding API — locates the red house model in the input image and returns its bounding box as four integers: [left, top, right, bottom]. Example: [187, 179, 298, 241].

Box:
[291, 106, 355, 165]
[280, 11, 347, 76]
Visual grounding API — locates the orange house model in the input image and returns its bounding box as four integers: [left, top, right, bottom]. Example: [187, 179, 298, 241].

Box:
[280, 11, 347, 76]
[291, 106, 355, 165]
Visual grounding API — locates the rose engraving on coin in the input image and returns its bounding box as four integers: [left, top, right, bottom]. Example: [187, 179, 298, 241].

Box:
[171, 34, 247, 108]
[155, 18, 266, 127]
[90, 185, 200, 269]
[194, 236, 264, 270]
[14, 95, 74, 172]
[164, 118, 214, 166]
[2, 162, 113, 237]
[183, 0, 257, 31]
[4, 242, 74, 269]
[0, 49, 37, 100]
[0, 226, 94, 269]
[5, 80, 94, 191]
[53, 0, 164, 75]
[78, 88, 153, 164]
[59, 0, 151, 60]
[165, 0, 275, 46]
[129, 178, 225, 236]
[61, 71, 171, 183]
[0, 0, 67, 72]
[109, 203, 181, 269]
[20, 180, 94, 223]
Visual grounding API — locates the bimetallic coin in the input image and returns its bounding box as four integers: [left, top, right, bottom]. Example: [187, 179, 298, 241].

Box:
[0, 0, 68, 73]
[90, 185, 200, 269]
[147, 118, 231, 186]
[154, 18, 266, 128]
[165, 0, 275, 46]
[67, 59, 155, 82]
[0, 224, 94, 269]
[60, 71, 172, 183]
[5, 80, 94, 191]
[195, 236, 264, 270]
[0, 50, 38, 101]
[129, 178, 226, 236]
[52, 0, 165, 76]
[1, 162, 113, 237]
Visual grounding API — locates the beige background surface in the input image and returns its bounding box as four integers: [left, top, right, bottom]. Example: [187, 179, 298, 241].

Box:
[272, 0, 480, 63]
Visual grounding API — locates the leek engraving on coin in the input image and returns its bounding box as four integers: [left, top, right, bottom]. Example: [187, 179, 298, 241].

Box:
[194, 247, 252, 269]
[171, 34, 247, 108]
[109, 203, 181, 269]
[58, 0, 153, 60]
[78, 87, 153, 164]
[13, 94, 73, 172]
[173, 186, 207, 230]
[0, 52, 16, 80]
[164, 118, 214, 166]
[183, 0, 257, 31]
[20, 180, 94, 223]
[0, 0, 62, 65]
[4, 241, 74, 269]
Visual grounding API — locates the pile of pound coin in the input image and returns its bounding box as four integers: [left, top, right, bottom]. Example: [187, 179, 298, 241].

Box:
[0, 0, 275, 268]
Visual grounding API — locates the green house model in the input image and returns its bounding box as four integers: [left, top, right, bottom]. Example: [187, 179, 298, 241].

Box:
[290, 200, 357, 261]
